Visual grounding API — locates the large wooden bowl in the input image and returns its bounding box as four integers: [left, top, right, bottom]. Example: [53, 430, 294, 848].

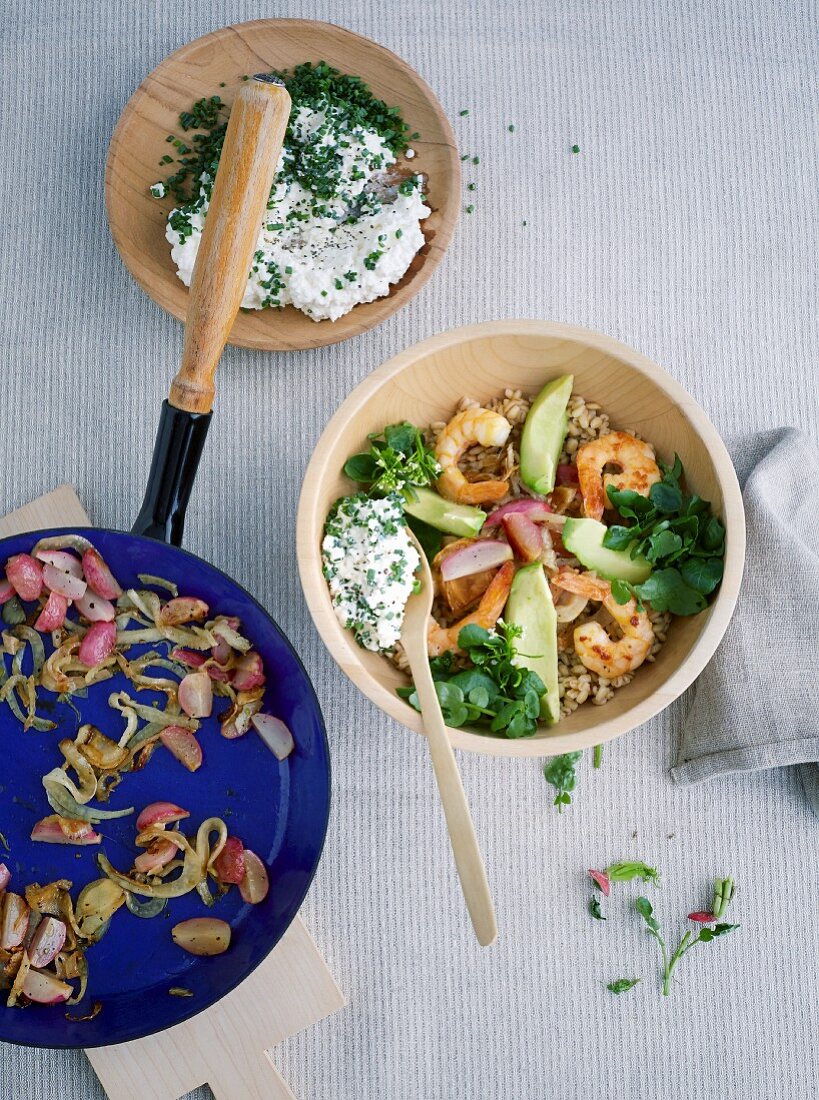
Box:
[105, 19, 460, 351]
[297, 320, 745, 757]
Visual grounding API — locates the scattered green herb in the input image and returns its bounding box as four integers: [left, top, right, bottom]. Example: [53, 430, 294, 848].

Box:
[593, 743, 603, 769]
[543, 751, 583, 811]
[589, 896, 606, 921]
[467, 182, 476, 191]
[399, 623, 545, 739]
[405, 514, 443, 561]
[465, 204, 475, 214]
[635, 882, 738, 995]
[343, 422, 441, 498]
[168, 987, 195, 998]
[607, 861, 661, 886]
[459, 109, 469, 116]
[604, 455, 726, 615]
[508, 123, 516, 132]
[606, 977, 640, 994]
[571, 144, 580, 153]
[472, 155, 480, 164]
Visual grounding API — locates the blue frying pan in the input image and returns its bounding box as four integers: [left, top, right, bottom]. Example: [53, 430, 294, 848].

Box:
[0, 78, 330, 1048]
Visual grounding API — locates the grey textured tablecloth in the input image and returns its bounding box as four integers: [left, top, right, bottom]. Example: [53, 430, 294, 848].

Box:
[1, 2, 817, 1099]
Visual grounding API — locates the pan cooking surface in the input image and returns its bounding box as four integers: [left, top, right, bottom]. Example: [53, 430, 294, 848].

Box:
[0, 528, 330, 1048]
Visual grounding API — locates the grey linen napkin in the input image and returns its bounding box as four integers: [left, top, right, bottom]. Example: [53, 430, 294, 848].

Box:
[672, 428, 819, 815]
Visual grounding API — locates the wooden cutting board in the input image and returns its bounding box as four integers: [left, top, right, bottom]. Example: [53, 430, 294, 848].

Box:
[0, 485, 345, 1100]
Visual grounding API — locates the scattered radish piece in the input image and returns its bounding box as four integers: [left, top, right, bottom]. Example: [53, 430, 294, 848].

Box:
[82, 548, 122, 599]
[158, 597, 209, 627]
[214, 836, 245, 885]
[172, 917, 231, 956]
[178, 671, 213, 718]
[588, 869, 611, 896]
[27, 916, 67, 968]
[6, 554, 44, 601]
[21, 968, 72, 1005]
[230, 651, 266, 691]
[211, 635, 231, 664]
[30, 815, 101, 845]
[238, 850, 269, 904]
[171, 647, 207, 667]
[439, 540, 513, 582]
[42, 562, 87, 600]
[34, 549, 83, 577]
[0, 892, 30, 949]
[34, 591, 69, 632]
[688, 911, 716, 923]
[74, 589, 115, 622]
[503, 513, 544, 563]
[0, 864, 10, 892]
[136, 802, 190, 831]
[160, 725, 203, 772]
[556, 463, 579, 486]
[251, 713, 294, 760]
[0, 577, 16, 604]
[78, 620, 117, 667]
[484, 498, 554, 528]
[134, 839, 178, 875]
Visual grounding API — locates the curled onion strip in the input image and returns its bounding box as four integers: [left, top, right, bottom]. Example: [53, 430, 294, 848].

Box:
[210, 620, 251, 654]
[43, 778, 133, 824]
[137, 574, 179, 596]
[107, 691, 198, 731]
[11, 626, 46, 676]
[32, 534, 95, 557]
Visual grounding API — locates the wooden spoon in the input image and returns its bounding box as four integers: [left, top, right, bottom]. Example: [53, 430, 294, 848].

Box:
[400, 531, 498, 946]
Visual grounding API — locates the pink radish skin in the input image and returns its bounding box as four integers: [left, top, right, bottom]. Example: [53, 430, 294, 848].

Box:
[34, 549, 83, 577]
[42, 562, 87, 600]
[134, 839, 178, 875]
[239, 850, 269, 904]
[74, 589, 115, 622]
[0, 892, 30, 949]
[439, 540, 513, 582]
[0, 864, 10, 892]
[158, 597, 209, 627]
[484, 498, 554, 529]
[178, 671, 212, 718]
[6, 554, 44, 601]
[0, 577, 16, 604]
[171, 647, 207, 667]
[30, 817, 100, 845]
[78, 621, 116, 667]
[34, 591, 69, 632]
[588, 869, 611, 896]
[136, 802, 190, 831]
[21, 968, 72, 1005]
[214, 837, 245, 885]
[81, 548, 122, 599]
[231, 651, 266, 691]
[503, 513, 544, 563]
[160, 726, 203, 772]
[27, 917, 67, 968]
[555, 463, 580, 486]
[688, 911, 716, 923]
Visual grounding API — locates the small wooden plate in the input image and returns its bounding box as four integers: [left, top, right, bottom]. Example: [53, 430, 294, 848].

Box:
[105, 19, 460, 351]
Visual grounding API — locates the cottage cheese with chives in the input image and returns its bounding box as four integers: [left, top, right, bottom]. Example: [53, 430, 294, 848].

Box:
[322, 494, 419, 652]
[162, 65, 429, 323]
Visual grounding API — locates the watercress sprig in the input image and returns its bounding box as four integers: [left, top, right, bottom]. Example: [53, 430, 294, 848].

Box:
[398, 622, 545, 739]
[604, 455, 726, 616]
[606, 977, 640, 994]
[344, 422, 441, 499]
[543, 752, 583, 811]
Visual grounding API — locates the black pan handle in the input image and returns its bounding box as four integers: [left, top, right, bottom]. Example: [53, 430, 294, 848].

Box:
[131, 401, 211, 546]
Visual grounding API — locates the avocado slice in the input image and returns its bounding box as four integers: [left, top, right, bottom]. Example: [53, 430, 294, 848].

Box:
[505, 563, 560, 725]
[562, 518, 652, 583]
[520, 374, 574, 495]
[403, 487, 485, 538]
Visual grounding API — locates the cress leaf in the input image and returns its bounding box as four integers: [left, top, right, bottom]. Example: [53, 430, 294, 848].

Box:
[606, 486, 655, 518]
[457, 624, 492, 650]
[606, 977, 641, 994]
[680, 556, 724, 595]
[697, 922, 739, 943]
[589, 896, 606, 920]
[543, 751, 583, 811]
[635, 895, 661, 934]
[405, 513, 443, 561]
[646, 529, 683, 561]
[607, 861, 661, 886]
[649, 480, 684, 514]
[700, 515, 726, 552]
[343, 453, 379, 483]
[635, 569, 707, 616]
[602, 525, 636, 551]
[610, 579, 633, 605]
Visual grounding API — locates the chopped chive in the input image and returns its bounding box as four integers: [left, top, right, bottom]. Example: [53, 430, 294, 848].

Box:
[572, 144, 580, 153]
[467, 182, 476, 191]
[459, 109, 469, 116]
[472, 155, 480, 165]
[465, 204, 474, 214]
[508, 123, 516, 132]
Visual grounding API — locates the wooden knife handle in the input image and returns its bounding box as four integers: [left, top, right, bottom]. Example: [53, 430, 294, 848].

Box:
[169, 79, 291, 414]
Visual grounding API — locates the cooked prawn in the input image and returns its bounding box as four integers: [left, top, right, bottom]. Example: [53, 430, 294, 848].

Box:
[435, 407, 512, 505]
[428, 561, 515, 656]
[575, 431, 661, 520]
[552, 569, 654, 678]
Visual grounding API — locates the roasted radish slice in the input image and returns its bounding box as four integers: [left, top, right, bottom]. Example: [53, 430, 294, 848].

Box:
[30, 815, 101, 846]
[27, 916, 67, 968]
[178, 671, 213, 718]
[214, 836, 245, 885]
[136, 802, 190, 831]
[484, 498, 554, 528]
[42, 562, 87, 600]
[238, 851, 269, 905]
[78, 620, 116, 667]
[134, 839, 178, 875]
[438, 540, 513, 582]
[6, 553, 44, 601]
[251, 713, 294, 760]
[0, 863, 10, 892]
[158, 597, 209, 627]
[160, 725, 203, 771]
[34, 591, 69, 632]
[172, 917, 232, 956]
[230, 651, 266, 691]
[0, 892, 30, 949]
[21, 968, 73, 1004]
[74, 588, 115, 622]
[34, 549, 83, 576]
[81, 548, 122, 599]
[502, 513, 544, 563]
[0, 576, 16, 604]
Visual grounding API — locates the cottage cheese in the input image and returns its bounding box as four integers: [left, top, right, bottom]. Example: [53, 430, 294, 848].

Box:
[322, 494, 420, 653]
[166, 104, 430, 322]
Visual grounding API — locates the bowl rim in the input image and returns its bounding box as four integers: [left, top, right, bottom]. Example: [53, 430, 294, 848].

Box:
[104, 17, 461, 352]
[297, 319, 746, 756]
